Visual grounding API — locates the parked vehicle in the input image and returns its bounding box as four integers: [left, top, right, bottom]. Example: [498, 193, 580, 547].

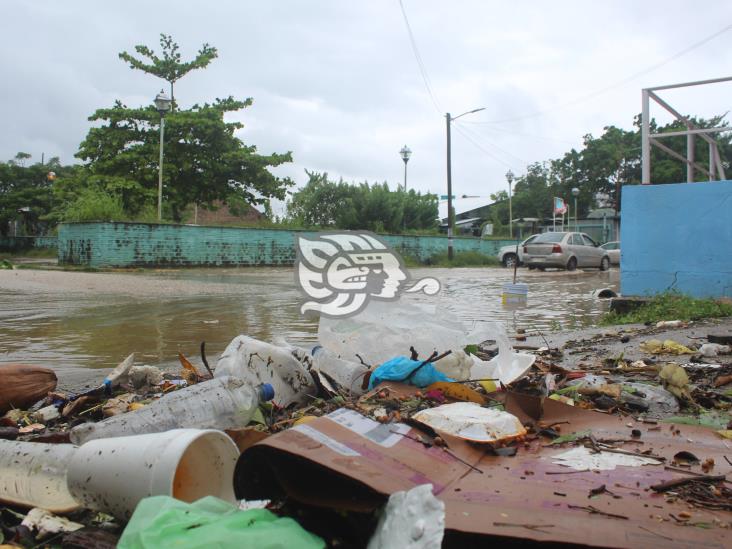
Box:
[497, 235, 539, 268]
[524, 232, 610, 271]
[599, 241, 620, 265]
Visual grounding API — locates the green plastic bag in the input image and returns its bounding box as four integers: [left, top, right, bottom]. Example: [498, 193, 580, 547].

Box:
[117, 496, 325, 549]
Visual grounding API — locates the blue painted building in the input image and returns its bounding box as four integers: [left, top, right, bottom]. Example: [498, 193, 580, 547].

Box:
[621, 181, 732, 298]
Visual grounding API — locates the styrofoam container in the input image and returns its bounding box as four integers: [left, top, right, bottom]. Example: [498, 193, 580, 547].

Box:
[0, 440, 79, 513]
[67, 429, 239, 519]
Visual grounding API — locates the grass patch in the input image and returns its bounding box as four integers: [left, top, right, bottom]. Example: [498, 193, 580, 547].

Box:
[601, 292, 732, 325]
[403, 251, 501, 268]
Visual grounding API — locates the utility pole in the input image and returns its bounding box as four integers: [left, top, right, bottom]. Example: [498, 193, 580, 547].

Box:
[445, 108, 485, 260]
[446, 113, 454, 260]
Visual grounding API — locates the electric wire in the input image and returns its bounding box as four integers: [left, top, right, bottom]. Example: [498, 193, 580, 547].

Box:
[454, 121, 527, 165]
[478, 22, 732, 124]
[451, 124, 516, 169]
[398, 0, 442, 114]
[460, 123, 577, 145]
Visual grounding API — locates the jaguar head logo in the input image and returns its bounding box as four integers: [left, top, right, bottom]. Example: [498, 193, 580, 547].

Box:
[296, 232, 440, 318]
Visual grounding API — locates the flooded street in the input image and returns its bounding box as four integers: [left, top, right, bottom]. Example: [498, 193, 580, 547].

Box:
[0, 266, 618, 384]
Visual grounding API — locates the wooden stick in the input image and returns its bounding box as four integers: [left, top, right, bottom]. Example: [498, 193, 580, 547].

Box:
[650, 474, 726, 492]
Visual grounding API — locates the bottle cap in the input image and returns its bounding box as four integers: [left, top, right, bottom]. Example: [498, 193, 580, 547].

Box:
[260, 383, 275, 402]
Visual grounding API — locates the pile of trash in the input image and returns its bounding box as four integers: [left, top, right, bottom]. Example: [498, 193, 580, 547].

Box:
[1, 303, 730, 547]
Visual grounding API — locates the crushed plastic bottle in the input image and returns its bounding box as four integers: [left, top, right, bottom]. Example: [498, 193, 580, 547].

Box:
[216, 336, 317, 407]
[70, 376, 274, 445]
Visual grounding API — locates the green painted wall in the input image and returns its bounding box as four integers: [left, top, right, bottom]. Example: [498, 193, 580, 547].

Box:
[58, 222, 514, 267]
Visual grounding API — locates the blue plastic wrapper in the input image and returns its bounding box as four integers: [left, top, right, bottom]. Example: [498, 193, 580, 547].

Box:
[368, 356, 453, 390]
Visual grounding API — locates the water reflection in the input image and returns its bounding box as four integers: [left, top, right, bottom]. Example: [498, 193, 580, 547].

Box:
[0, 267, 618, 374]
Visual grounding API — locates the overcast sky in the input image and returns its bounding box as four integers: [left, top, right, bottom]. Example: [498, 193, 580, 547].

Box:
[2, 0, 731, 213]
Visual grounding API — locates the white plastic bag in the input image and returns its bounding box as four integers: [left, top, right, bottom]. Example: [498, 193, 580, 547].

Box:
[318, 300, 496, 366]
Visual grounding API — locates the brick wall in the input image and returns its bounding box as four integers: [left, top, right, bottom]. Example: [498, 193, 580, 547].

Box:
[58, 222, 514, 267]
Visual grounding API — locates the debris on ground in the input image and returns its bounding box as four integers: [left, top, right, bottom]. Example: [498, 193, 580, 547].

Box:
[0, 315, 730, 547]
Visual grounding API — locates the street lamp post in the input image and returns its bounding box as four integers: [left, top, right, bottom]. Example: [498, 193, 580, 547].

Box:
[571, 187, 580, 232]
[154, 90, 172, 221]
[505, 169, 514, 238]
[399, 145, 412, 191]
[446, 108, 485, 260]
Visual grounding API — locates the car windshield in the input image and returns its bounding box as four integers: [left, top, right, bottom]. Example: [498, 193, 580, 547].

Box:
[533, 232, 566, 243]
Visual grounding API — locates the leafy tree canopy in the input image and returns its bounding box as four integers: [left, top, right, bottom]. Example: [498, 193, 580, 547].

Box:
[286, 171, 438, 233]
[119, 34, 218, 109]
[54, 36, 292, 223]
[493, 114, 732, 226]
[0, 154, 75, 235]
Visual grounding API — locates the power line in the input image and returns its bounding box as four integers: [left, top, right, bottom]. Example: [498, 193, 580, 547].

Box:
[451, 123, 517, 169]
[398, 0, 442, 114]
[480, 22, 732, 124]
[461, 122, 577, 146]
[454, 121, 527, 166]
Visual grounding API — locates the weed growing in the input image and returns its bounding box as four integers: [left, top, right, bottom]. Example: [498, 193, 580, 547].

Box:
[601, 292, 732, 325]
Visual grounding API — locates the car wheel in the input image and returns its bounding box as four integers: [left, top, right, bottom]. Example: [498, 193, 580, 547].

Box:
[537, 266, 546, 271]
[566, 257, 577, 271]
[503, 253, 518, 268]
[528, 265, 536, 270]
[600, 256, 610, 271]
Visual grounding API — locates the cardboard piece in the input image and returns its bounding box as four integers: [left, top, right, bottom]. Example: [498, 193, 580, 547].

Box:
[236, 387, 731, 548]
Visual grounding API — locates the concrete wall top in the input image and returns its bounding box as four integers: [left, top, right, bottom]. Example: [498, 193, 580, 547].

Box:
[58, 222, 516, 267]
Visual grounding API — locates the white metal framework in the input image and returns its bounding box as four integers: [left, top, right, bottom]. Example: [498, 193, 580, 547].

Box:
[641, 76, 732, 184]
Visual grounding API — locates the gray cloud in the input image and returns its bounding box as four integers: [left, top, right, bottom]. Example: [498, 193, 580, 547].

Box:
[2, 0, 731, 212]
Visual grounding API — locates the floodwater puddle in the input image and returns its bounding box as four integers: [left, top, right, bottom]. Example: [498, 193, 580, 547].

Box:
[0, 267, 618, 378]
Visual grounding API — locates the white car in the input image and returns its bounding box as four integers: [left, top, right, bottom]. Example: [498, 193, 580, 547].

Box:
[600, 241, 620, 265]
[497, 235, 539, 268]
[524, 231, 610, 271]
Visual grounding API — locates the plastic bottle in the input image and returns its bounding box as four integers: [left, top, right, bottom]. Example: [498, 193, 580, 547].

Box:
[103, 353, 135, 393]
[216, 336, 316, 407]
[311, 346, 370, 395]
[70, 376, 274, 445]
[0, 440, 79, 513]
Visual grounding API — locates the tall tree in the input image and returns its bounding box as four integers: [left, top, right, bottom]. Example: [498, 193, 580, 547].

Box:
[59, 97, 293, 222]
[118, 34, 218, 109]
[55, 37, 292, 223]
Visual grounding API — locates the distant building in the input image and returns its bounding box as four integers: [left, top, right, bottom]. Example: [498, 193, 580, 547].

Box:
[438, 196, 498, 235]
[185, 200, 266, 226]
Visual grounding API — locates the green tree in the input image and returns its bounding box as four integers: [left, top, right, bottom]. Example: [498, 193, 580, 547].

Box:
[58, 97, 292, 222]
[0, 155, 74, 235]
[508, 115, 731, 220]
[118, 34, 218, 109]
[55, 38, 293, 223]
[286, 171, 438, 232]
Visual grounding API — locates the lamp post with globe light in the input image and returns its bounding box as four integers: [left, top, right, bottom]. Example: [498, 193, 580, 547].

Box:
[572, 187, 580, 232]
[399, 145, 412, 191]
[154, 90, 172, 221]
[445, 108, 485, 259]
